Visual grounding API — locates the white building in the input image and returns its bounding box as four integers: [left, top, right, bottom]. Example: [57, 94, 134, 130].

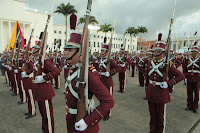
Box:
[0, 0, 137, 53]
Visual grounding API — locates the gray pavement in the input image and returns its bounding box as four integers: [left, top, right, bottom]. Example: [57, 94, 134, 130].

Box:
[0, 69, 200, 133]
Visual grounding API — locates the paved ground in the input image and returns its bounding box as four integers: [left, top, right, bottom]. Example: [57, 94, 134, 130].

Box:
[0, 68, 199, 133]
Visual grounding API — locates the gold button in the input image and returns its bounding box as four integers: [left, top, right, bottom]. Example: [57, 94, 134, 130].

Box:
[154, 74, 156, 75]
[66, 91, 68, 94]
[154, 77, 156, 79]
[92, 123, 94, 125]
[95, 120, 97, 122]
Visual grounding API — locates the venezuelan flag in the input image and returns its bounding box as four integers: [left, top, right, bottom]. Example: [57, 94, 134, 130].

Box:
[6, 21, 24, 51]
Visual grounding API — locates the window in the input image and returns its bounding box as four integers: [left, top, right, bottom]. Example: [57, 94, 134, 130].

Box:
[108, 37, 110, 39]
[54, 30, 57, 33]
[94, 42, 95, 47]
[101, 36, 103, 38]
[114, 44, 115, 48]
[128, 39, 129, 41]
[121, 39, 122, 41]
[98, 36, 99, 38]
[116, 44, 117, 48]
[128, 45, 129, 49]
[94, 35, 96, 38]
[98, 42, 99, 47]
[65, 32, 66, 34]
[114, 38, 115, 40]
[65, 39, 66, 44]
[89, 42, 91, 47]
[59, 31, 61, 34]
[95, 49, 96, 51]
[118, 44, 120, 48]
[133, 46, 134, 49]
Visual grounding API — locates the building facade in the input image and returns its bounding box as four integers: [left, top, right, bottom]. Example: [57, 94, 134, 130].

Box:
[0, 0, 138, 54]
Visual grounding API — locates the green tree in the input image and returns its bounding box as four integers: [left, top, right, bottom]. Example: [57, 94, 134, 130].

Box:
[124, 27, 139, 52]
[97, 23, 113, 37]
[54, 2, 78, 43]
[77, 16, 98, 25]
[138, 26, 148, 50]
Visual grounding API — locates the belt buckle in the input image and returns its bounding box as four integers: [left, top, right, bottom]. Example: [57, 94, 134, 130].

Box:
[152, 81, 156, 86]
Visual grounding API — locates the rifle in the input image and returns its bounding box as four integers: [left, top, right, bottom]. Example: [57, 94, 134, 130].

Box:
[36, 0, 55, 76]
[106, 17, 116, 72]
[14, 36, 23, 70]
[22, 28, 35, 72]
[76, 0, 92, 122]
[162, 0, 176, 81]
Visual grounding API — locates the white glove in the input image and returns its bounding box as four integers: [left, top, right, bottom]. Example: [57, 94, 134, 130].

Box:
[14, 70, 18, 73]
[34, 75, 46, 83]
[21, 71, 27, 78]
[120, 64, 125, 67]
[2, 63, 4, 66]
[75, 119, 88, 131]
[9, 67, 12, 71]
[185, 78, 187, 85]
[104, 72, 110, 77]
[160, 82, 168, 89]
[64, 65, 68, 69]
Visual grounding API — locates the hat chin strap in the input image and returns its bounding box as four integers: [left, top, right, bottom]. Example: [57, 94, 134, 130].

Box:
[66, 49, 79, 61]
[154, 51, 165, 57]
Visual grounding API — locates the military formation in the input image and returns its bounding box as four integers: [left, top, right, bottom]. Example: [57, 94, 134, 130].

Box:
[1, 3, 200, 133]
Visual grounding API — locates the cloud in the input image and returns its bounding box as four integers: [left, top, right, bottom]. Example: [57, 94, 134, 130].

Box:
[26, 0, 200, 40]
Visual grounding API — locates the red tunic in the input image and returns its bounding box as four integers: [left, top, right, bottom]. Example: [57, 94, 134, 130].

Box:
[145, 60, 185, 104]
[65, 66, 114, 133]
[33, 59, 60, 101]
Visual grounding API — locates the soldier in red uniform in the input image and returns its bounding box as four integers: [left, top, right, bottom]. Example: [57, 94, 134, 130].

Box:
[21, 47, 36, 119]
[145, 34, 184, 133]
[14, 48, 27, 104]
[136, 50, 145, 87]
[64, 30, 114, 132]
[95, 40, 121, 121]
[52, 51, 63, 89]
[115, 47, 131, 93]
[130, 52, 137, 77]
[32, 32, 60, 133]
[183, 43, 200, 113]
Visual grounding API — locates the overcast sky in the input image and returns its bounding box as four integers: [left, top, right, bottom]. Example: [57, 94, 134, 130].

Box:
[26, 0, 200, 40]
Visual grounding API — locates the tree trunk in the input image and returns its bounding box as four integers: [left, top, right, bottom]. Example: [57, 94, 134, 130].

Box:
[66, 16, 68, 44]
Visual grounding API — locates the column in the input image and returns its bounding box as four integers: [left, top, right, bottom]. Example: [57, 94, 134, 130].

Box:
[23, 23, 25, 37]
[176, 41, 178, 51]
[1, 20, 4, 52]
[181, 40, 184, 48]
[171, 40, 174, 50]
[9, 21, 11, 39]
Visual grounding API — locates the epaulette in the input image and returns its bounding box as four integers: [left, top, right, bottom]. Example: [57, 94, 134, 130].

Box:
[169, 60, 173, 67]
[89, 65, 96, 72]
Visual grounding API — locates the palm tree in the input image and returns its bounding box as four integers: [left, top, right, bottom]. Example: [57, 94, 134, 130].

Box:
[138, 26, 148, 50]
[124, 27, 139, 52]
[77, 16, 99, 25]
[97, 23, 113, 37]
[54, 3, 78, 43]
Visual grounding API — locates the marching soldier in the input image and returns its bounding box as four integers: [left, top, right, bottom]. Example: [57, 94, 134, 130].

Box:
[96, 40, 121, 121]
[136, 50, 145, 87]
[115, 47, 131, 93]
[14, 47, 27, 104]
[64, 30, 114, 132]
[183, 43, 200, 113]
[32, 32, 60, 133]
[21, 46, 36, 119]
[145, 34, 184, 133]
[52, 50, 62, 89]
[130, 52, 137, 77]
